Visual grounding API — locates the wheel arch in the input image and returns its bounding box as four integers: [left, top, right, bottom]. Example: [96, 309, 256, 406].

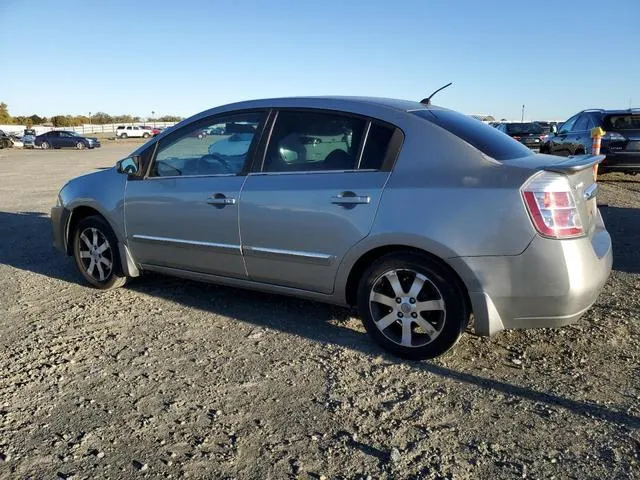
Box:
[65, 204, 140, 277]
[342, 244, 472, 315]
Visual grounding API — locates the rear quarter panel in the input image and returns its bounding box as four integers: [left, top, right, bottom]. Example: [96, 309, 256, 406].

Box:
[333, 116, 538, 301]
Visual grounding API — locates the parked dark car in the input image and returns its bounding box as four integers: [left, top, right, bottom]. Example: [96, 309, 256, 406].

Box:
[35, 131, 101, 150]
[495, 123, 545, 151]
[0, 130, 12, 149]
[541, 109, 640, 174]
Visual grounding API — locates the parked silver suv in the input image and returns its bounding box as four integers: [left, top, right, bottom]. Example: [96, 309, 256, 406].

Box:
[51, 97, 612, 359]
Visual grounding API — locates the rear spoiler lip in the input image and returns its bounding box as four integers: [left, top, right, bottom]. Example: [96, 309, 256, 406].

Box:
[542, 154, 605, 173]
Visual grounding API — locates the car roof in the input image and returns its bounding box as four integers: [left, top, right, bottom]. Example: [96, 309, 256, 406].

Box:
[132, 96, 445, 156]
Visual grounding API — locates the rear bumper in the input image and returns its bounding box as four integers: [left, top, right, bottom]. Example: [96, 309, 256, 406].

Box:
[601, 152, 640, 171]
[51, 206, 70, 254]
[450, 209, 612, 336]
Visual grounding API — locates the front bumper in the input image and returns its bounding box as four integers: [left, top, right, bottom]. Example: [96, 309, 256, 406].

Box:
[450, 209, 612, 336]
[51, 206, 70, 253]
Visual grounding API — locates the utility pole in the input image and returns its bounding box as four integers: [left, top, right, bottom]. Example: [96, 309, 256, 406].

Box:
[521, 105, 525, 123]
[89, 112, 92, 134]
[152, 111, 155, 129]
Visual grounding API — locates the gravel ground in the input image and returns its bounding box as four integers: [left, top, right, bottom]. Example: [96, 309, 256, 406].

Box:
[0, 145, 638, 480]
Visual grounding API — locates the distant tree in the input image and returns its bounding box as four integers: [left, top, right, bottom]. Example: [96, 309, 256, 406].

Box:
[29, 114, 44, 125]
[51, 115, 71, 127]
[74, 115, 90, 125]
[91, 112, 113, 124]
[0, 102, 12, 123]
[158, 115, 182, 122]
[13, 115, 27, 125]
[483, 115, 495, 122]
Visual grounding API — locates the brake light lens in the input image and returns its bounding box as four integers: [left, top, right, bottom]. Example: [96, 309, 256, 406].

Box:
[522, 172, 584, 239]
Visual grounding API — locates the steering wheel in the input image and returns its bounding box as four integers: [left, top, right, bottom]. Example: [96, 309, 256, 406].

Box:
[197, 153, 234, 174]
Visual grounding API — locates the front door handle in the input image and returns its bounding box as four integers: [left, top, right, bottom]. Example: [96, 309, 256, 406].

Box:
[207, 193, 236, 206]
[331, 192, 371, 205]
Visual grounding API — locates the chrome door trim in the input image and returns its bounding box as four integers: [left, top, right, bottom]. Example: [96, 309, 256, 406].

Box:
[247, 169, 378, 176]
[132, 234, 241, 253]
[243, 245, 335, 265]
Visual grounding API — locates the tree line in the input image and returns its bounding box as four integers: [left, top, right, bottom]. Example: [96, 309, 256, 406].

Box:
[1, 102, 182, 127]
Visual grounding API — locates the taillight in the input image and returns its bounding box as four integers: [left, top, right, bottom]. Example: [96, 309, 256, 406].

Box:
[522, 172, 584, 239]
[602, 131, 626, 141]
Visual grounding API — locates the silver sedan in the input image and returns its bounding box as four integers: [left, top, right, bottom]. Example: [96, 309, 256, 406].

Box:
[51, 97, 612, 359]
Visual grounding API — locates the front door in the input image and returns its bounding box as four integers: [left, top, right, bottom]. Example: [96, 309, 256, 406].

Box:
[125, 110, 267, 278]
[240, 110, 399, 294]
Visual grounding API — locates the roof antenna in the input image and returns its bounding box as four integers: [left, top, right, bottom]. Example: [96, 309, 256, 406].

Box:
[420, 82, 453, 105]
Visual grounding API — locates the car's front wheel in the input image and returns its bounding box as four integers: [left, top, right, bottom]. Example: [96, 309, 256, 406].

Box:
[41, 141, 50, 150]
[357, 252, 469, 360]
[76, 141, 85, 150]
[72, 215, 127, 290]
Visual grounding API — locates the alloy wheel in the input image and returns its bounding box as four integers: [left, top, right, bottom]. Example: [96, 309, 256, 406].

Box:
[76, 142, 85, 150]
[368, 269, 446, 348]
[77, 227, 113, 282]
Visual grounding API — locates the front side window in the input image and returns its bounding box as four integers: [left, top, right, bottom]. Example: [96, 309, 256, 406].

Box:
[152, 112, 264, 177]
[263, 111, 367, 172]
[559, 114, 579, 133]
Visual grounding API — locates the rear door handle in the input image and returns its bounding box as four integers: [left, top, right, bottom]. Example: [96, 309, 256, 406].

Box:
[331, 192, 371, 205]
[207, 194, 236, 206]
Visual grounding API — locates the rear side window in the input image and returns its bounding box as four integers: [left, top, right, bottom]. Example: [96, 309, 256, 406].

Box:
[413, 109, 532, 160]
[263, 111, 367, 172]
[360, 123, 395, 170]
[605, 115, 640, 130]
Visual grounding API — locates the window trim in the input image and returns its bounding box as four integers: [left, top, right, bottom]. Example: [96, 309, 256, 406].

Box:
[254, 107, 403, 175]
[143, 109, 269, 180]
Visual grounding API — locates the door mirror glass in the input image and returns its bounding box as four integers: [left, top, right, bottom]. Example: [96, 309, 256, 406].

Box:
[117, 156, 140, 175]
[551, 124, 558, 135]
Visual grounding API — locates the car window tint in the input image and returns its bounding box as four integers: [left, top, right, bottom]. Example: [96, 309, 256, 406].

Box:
[573, 115, 590, 131]
[559, 115, 578, 133]
[152, 112, 264, 177]
[360, 123, 394, 170]
[412, 109, 532, 161]
[264, 111, 366, 172]
[605, 115, 640, 130]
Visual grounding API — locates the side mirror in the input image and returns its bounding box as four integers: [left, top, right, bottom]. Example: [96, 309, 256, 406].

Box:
[550, 125, 558, 135]
[117, 156, 140, 175]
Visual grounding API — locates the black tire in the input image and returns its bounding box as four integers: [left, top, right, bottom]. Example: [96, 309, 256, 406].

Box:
[41, 141, 49, 150]
[142, 132, 150, 138]
[120, 133, 128, 139]
[72, 215, 127, 290]
[76, 141, 85, 150]
[357, 252, 469, 360]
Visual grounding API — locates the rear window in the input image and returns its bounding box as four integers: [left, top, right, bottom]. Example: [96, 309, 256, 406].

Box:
[413, 109, 532, 160]
[506, 123, 543, 135]
[605, 115, 640, 130]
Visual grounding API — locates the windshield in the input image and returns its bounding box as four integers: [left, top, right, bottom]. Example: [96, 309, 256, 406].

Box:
[506, 123, 543, 135]
[413, 109, 533, 161]
[605, 115, 640, 130]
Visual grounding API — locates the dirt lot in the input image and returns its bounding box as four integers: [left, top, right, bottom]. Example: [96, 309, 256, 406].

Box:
[0, 144, 639, 480]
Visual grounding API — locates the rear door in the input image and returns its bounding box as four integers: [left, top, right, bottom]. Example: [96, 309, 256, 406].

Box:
[239, 109, 401, 294]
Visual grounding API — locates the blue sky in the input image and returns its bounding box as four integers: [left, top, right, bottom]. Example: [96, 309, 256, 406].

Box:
[1, 0, 638, 120]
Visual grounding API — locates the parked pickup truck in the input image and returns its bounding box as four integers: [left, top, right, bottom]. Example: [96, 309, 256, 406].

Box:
[116, 125, 151, 139]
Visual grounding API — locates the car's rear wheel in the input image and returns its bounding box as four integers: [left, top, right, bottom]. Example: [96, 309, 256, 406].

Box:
[357, 252, 469, 360]
[76, 141, 85, 150]
[41, 141, 50, 150]
[142, 132, 150, 138]
[120, 133, 128, 139]
[72, 215, 127, 290]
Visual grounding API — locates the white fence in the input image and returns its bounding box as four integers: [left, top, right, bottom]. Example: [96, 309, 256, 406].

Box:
[0, 122, 178, 137]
